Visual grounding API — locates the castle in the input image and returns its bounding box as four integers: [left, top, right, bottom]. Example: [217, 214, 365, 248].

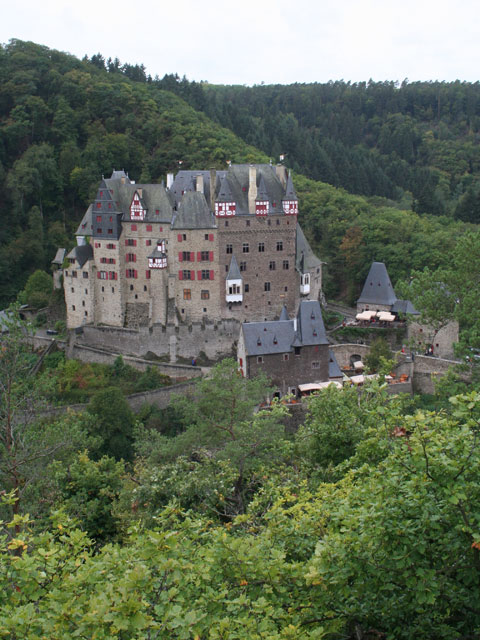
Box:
[63, 165, 323, 331]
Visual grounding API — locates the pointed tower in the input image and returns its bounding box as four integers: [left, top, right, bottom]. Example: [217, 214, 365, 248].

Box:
[255, 174, 270, 216]
[279, 305, 289, 321]
[215, 174, 236, 217]
[357, 262, 397, 311]
[282, 172, 298, 215]
[92, 179, 123, 240]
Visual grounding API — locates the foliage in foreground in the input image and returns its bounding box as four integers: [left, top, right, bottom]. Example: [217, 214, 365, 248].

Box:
[1, 389, 480, 639]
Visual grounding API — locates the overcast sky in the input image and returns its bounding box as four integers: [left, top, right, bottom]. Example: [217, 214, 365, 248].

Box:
[1, 0, 478, 86]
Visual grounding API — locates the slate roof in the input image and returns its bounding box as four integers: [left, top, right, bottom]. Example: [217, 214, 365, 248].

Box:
[256, 174, 270, 201]
[329, 350, 343, 379]
[103, 180, 173, 223]
[279, 305, 289, 321]
[171, 191, 216, 229]
[148, 243, 167, 259]
[170, 165, 288, 215]
[296, 224, 323, 272]
[67, 243, 93, 268]
[283, 172, 297, 200]
[217, 173, 235, 202]
[357, 262, 397, 307]
[295, 300, 329, 346]
[52, 248, 66, 265]
[76, 204, 93, 236]
[226, 255, 241, 280]
[391, 299, 420, 315]
[242, 300, 328, 356]
[242, 320, 295, 356]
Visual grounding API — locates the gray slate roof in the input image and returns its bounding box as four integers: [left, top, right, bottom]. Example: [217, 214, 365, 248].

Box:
[256, 174, 269, 201]
[171, 191, 216, 229]
[171, 165, 289, 215]
[279, 305, 289, 321]
[103, 180, 173, 224]
[67, 244, 93, 268]
[242, 320, 295, 356]
[226, 255, 241, 280]
[242, 300, 328, 356]
[148, 247, 167, 259]
[357, 262, 397, 307]
[217, 174, 235, 202]
[296, 224, 323, 272]
[284, 172, 297, 199]
[52, 248, 66, 265]
[329, 350, 343, 379]
[76, 204, 93, 236]
[295, 300, 329, 346]
[391, 299, 420, 315]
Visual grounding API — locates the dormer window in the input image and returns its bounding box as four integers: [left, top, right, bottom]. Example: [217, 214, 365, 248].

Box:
[282, 199, 298, 215]
[130, 191, 145, 221]
[215, 202, 236, 217]
[255, 201, 269, 216]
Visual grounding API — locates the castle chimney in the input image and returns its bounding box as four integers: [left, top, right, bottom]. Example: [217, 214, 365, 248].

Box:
[248, 165, 257, 214]
[196, 174, 204, 194]
[166, 173, 174, 189]
[209, 168, 216, 210]
[275, 164, 287, 187]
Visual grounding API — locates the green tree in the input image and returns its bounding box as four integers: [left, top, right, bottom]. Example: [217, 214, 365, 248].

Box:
[306, 392, 480, 639]
[20, 268, 52, 308]
[87, 387, 135, 461]
[52, 451, 125, 543]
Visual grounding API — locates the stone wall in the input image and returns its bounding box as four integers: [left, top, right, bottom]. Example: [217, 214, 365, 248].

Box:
[39, 379, 198, 420]
[330, 344, 371, 368]
[331, 343, 464, 395]
[70, 343, 202, 381]
[77, 319, 240, 361]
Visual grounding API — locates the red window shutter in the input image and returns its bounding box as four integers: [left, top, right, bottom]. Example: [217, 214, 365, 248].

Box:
[190, 252, 195, 261]
[134, 270, 138, 279]
[179, 271, 183, 280]
[146, 225, 152, 232]
[146, 270, 150, 279]
[125, 270, 129, 278]
[97, 272, 101, 279]
[131, 224, 137, 231]
[197, 270, 202, 280]
[209, 251, 214, 262]
[209, 233, 214, 241]
[125, 240, 128, 245]
[133, 254, 137, 262]
[197, 251, 201, 261]
[210, 270, 214, 280]
[191, 271, 195, 280]
[178, 252, 183, 262]
[177, 234, 182, 242]
[134, 240, 137, 246]
[114, 272, 118, 280]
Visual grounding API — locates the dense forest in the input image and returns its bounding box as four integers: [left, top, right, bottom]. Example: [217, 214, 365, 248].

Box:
[165, 76, 480, 217]
[1, 39, 480, 306]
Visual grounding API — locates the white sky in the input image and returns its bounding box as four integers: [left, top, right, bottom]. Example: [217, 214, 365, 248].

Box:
[1, 0, 479, 85]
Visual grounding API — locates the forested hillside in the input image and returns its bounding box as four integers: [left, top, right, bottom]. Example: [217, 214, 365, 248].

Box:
[0, 40, 266, 304]
[0, 39, 479, 305]
[168, 77, 480, 218]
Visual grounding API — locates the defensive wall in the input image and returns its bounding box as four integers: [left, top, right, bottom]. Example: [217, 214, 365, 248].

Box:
[70, 343, 202, 381]
[39, 379, 198, 420]
[76, 320, 240, 361]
